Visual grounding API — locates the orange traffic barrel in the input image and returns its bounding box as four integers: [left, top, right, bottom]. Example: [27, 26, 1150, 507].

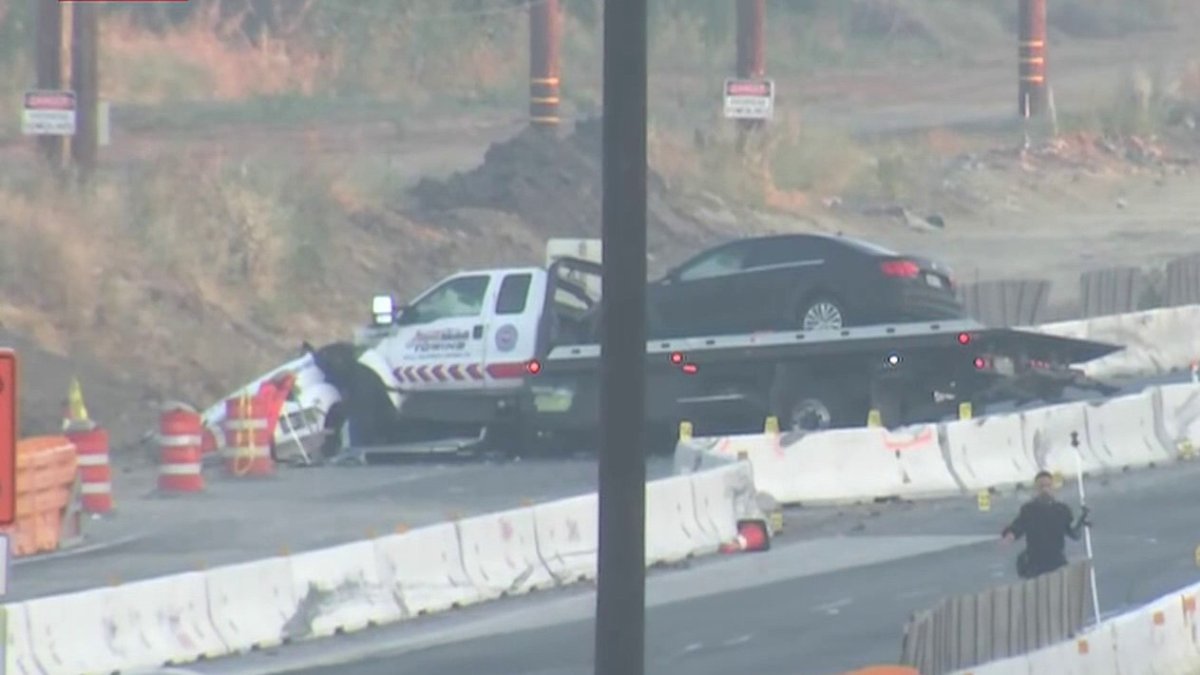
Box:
[223, 394, 275, 477]
[65, 426, 112, 514]
[158, 404, 204, 493]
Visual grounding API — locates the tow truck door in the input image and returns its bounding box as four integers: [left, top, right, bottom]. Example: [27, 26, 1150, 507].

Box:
[481, 270, 547, 390]
[386, 271, 498, 391]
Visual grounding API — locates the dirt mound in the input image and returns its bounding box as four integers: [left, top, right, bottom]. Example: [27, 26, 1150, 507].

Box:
[408, 117, 724, 260]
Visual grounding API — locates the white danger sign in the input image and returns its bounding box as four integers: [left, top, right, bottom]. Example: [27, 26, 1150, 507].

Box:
[22, 90, 76, 136]
[723, 79, 774, 121]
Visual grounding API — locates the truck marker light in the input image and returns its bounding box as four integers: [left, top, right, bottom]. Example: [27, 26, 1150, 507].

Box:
[974, 357, 987, 369]
[681, 363, 699, 375]
[525, 359, 542, 375]
[957, 332, 971, 345]
[669, 351, 684, 365]
[886, 353, 901, 366]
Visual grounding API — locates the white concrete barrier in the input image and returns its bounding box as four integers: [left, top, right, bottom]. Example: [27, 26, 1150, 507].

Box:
[0, 458, 766, 675]
[374, 522, 483, 616]
[1160, 383, 1200, 451]
[888, 423, 962, 498]
[683, 426, 961, 506]
[1019, 401, 1097, 476]
[109, 572, 227, 666]
[645, 475, 714, 564]
[1029, 304, 1200, 379]
[773, 428, 904, 504]
[25, 588, 119, 673]
[286, 540, 402, 639]
[689, 461, 758, 545]
[679, 384, 1200, 509]
[3, 602, 41, 675]
[457, 507, 556, 598]
[206, 556, 297, 652]
[1083, 389, 1171, 471]
[532, 494, 598, 585]
[943, 412, 1031, 491]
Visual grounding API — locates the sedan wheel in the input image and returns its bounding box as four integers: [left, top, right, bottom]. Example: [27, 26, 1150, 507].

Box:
[800, 299, 844, 331]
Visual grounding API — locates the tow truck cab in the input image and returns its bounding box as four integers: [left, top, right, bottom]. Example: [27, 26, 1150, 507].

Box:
[356, 259, 598, 435]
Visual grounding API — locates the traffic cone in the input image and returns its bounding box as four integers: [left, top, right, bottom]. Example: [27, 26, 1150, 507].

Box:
[678, 420, 692, 441]
[62, 376, 94, 432]
[719, 520, 770, 554]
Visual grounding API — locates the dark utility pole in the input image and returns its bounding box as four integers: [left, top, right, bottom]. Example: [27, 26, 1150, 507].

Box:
[594, 0, 647, 674]
[529, 0, 562, 128]
[71, 1, 99, 180]
[735, 0, 766, 81]
[1018, 0, 1048, 118]
[734, 0, 766, 136]
[34, 0, 64, 168]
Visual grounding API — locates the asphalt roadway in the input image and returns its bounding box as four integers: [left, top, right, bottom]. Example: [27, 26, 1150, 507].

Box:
[191, 373, 1200, 675]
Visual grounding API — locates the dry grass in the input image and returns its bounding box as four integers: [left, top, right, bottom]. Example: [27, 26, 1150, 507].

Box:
[100, 12, 328, 102]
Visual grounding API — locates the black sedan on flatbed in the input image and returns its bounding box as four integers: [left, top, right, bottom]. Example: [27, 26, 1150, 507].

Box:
[645, 233, 965, 338]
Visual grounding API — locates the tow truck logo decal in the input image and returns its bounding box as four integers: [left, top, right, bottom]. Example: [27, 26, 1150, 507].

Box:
[407, 328, 470, 355]
[494, 324, 518, 353]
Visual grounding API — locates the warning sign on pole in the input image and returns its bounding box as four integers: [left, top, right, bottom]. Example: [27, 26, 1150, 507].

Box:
[0, 350, 15, 527]
[21, 90, 76, 136]
[723, 79, 775, 121]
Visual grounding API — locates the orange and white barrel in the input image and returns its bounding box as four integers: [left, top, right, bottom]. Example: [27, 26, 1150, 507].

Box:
[223, 394, 275, 477]
[158, 405, 204, 493]
[65, 425, 113, 514]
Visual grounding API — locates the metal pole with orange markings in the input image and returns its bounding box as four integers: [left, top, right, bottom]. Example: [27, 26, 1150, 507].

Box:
[529, 0, 562, 129]
[1018, 0, 1048, 119]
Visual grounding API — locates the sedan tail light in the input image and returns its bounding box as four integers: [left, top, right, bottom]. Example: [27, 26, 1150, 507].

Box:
[880, 260, 921, 278]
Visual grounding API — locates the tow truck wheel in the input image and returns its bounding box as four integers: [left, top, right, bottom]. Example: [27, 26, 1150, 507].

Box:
[786, 397, 833, 433]
[768, 367, 849, 433]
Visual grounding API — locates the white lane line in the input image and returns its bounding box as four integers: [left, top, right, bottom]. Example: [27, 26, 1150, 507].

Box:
[721, 634, 752, 647]
[814, 597, 853, 615]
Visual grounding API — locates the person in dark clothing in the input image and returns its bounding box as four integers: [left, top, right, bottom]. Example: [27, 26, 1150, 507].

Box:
[1001, 470, 1091, 579]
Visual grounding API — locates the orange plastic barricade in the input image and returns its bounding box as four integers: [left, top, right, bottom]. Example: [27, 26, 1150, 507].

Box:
[223, 394, 275, 477]
[158, 404, 204, 493]
[65, 425, 112, 513]
[0, 436, 79, 557]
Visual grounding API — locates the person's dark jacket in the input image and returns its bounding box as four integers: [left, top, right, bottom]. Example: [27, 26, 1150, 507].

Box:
[1002, 497, 1088, 578]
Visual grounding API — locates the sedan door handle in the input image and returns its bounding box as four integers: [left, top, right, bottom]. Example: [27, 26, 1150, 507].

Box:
[473, 325, 484, 339]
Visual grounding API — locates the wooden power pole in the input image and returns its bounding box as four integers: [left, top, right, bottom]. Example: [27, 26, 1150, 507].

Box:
[34, 0, 64, 168]
[71, 0, 100, 181]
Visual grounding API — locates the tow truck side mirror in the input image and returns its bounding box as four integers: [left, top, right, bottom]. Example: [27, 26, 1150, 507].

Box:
[371, 294, 398, 326]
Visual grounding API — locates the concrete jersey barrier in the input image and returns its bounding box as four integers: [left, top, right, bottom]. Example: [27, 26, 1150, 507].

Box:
[2, 461, 763, 674]
[676, 383, 1200, 507]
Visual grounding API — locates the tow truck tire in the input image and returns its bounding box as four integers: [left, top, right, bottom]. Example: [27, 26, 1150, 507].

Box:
[767, 366, 858, 433]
